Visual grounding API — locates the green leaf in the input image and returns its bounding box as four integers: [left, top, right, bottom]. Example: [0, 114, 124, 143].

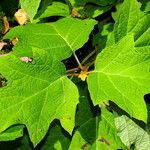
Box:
[133, 13, 150, 52]
[4, 18, 97, 60]
[147, 103, 150, 131]
[86, 0, 116, 6]
[69, 0, 86, 7]
[115, 115, 150, 150]
[132, 14, 150, 42]
[0, 47, 79, 146]
[37, 2, 69, 19]
[144, 1, 150, 13]
[16, 134, 33, 150]
[93, 23, 114, 51]
[87, 34, 150, 122]
[75, 83, 93, 127]
[69, 108, 126, 150]
[85, 5, 111, 18]
[40, 124, 70, 150]
[20, 0, 41, 21]
[112, 0, 150, 45]
[69, 0, 116, 7]
[114, 0, 143, 42]
[0, 125, 24, 141]
[16, 123, 70, 150]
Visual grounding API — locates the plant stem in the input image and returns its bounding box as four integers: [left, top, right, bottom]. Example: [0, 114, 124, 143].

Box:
[73, 52, 84, 70]
[84, 61, 95, 68]
[67, 73, 79, 77]
[65, 0, 73, 13]
[66, 67, 80, 73]
[81, 50, 96, 65]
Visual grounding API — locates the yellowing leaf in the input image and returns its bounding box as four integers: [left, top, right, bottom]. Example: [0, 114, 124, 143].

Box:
[2, 16, 10, 34]
[0, 41, 7, 50]
[14, 9, 29, 25]
[71, 8, 81, 18]
[11, 38, 18, 46]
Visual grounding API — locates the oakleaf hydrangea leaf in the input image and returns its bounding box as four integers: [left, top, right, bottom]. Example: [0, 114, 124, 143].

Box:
[112, 0, 150, 45]
[0, 47, 79, 146]
[115, 115, 150, 150]
[69, 108, 126, 150]
[88, 34, 150, 122]
[20, 0, 41, 21]
[37, 2, 70, 19]
[40, 124, 70, 150]
[114, 0, 143, 43]
[0, 125, 24, 141]
[4, 18, 97, 60]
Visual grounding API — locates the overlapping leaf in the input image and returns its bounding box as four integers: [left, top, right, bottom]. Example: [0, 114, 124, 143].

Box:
[40, 124, 70, 150]
[88, 34, 150, 122]
[0, 47, 78, 146]
[112, 0, 150, 44]
[69, 108, 126, 150]
[4, 18, 97, 60]
[115, 115, 150, 150]
[69, 0, 116, 7]
[20, 0, 41, 21]
[0, 125, 24, 141]
[37, 2, 70, 19]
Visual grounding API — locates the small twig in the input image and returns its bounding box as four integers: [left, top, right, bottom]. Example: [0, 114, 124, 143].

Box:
[67, 73, 79, 77]
[81, 50, 96, 65]
[65, 0, 73, 13]
[66, 67, 80, 73]
[84, 61, 95, 68]
[73, 52, 84, 70]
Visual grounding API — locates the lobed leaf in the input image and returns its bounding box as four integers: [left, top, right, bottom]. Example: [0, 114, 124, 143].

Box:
[112, 0, 150, 44]
[88, 34, 150, 122]
[4, 18, 97, 60]
[0, 47, 79, 146]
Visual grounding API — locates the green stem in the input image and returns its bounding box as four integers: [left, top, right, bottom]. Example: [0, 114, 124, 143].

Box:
[65, 0, 73, 13]
[84, 61, 95, 68]
[66, 67, 80, 73]
[67, 73, 79, 76]
[73, 52, 84, 70]
[81, 50, 96, 65]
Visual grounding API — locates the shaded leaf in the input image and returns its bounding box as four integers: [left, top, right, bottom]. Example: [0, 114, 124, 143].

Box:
[0, 125, 24, 141]
[69, 108, 126, 150]
[114, 0, 143, 42]
[85, 5, 111, 18]
[40, 124, 70, 150]
[37, 2, 69, 19]
[86, 0, 116, 6]
[115, 115, 150, 150]
[75, 83, 93, 127]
